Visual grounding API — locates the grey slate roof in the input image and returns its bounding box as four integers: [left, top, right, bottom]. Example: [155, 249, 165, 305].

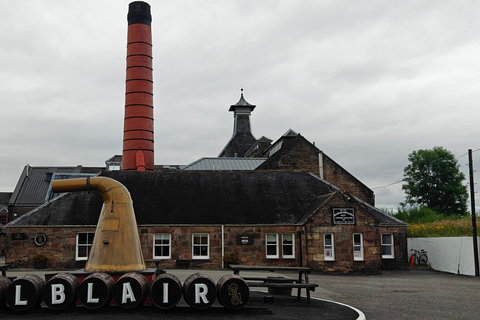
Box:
[8, 170, 405, 228]
[9, 171, 336, 226]
[183, 157, 266, 171]
[9, 165, 103, 207]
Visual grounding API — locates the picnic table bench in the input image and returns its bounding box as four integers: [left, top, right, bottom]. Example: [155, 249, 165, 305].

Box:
[229, 265, 318, 305]
[0, 264, 10, 277]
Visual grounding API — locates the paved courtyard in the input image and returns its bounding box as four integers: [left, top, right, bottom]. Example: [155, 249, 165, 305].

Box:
[309, 268, 480, 320]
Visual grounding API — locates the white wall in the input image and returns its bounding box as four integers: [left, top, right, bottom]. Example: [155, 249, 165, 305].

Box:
[408, 237, 480, 276]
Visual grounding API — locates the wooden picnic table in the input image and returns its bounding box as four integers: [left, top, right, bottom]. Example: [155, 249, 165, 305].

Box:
[0, 264, 10, 277]
[229, 265, 317, 305]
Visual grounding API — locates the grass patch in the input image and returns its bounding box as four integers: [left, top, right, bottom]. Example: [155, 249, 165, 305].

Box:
[408, 218, 480, 238]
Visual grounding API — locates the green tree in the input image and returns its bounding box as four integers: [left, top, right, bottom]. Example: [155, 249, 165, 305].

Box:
[402, 146, 468, 216]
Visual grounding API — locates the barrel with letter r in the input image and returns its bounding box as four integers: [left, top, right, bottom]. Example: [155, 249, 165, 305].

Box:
[43, 273, 80, 310]
[216, 274, 249, 310]
[113, 272, 149, 308]
[78, 272, 115, 309]
[149, 273, 182, 309]
[182, 273, 217, 309]
[6, 274, 45, 311]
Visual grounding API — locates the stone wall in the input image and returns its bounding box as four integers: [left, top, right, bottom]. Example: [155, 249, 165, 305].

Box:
[5, 221, 407, 272]
[303, 196, 408, 274]
[321, 153, 375, 205]
[6, 226, 95, 269]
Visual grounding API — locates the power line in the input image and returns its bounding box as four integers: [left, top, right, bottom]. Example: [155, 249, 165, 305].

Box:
[372, 149, 480, 190]
[372, 180, 403, 190]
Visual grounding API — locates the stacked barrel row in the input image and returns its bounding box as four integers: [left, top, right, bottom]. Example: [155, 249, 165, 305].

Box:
[0, 273, 249, 312]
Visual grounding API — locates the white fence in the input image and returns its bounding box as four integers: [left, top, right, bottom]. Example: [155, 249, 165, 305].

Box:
[408, 237, 480, 276]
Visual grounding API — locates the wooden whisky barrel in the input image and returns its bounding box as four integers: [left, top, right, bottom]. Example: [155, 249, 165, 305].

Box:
[182, 273, 216, 309]
[149, 273, 182, 309]
[6, 274, 45, 311]
[216, 274, 249, 310]
[78, 272, 115, 309]
[0, 275, 11, 307]
[113, 272, 149, 308]
[43, 273, 80, 310]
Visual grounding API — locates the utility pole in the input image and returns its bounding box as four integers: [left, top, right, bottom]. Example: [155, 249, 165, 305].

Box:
[468, 149, 479, 276]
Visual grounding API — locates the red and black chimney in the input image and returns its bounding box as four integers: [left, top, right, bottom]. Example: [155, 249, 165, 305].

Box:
[122, 1, 154, 171]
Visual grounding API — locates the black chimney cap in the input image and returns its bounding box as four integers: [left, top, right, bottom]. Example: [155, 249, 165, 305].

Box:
[128, 1, 151, 26]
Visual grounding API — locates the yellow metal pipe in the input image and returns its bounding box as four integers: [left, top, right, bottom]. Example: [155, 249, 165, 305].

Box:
[52, 177, 146, 272]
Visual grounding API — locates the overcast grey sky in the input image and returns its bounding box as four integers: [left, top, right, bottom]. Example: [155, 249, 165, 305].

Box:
[1, 0, 479, 211]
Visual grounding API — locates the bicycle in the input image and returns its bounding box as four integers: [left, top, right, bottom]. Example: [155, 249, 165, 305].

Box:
[410, 248, 428, 266]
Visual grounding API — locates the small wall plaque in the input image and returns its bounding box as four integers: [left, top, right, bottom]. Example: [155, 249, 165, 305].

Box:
[333, 208, 355, 224]
[236, 235, 253, 245]
[11, 233, 27, 240]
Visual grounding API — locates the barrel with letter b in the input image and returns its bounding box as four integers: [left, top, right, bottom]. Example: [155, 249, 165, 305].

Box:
[182, 273, 216, 309]
[216, 274, 249, 310]
[43, 273, 80, 310]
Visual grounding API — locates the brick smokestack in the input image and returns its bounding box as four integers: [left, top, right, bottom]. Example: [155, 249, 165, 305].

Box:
[122, 1, 154, 171]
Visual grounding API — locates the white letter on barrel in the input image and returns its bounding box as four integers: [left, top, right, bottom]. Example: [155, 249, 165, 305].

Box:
[87, 282, 99, 303]
[15, 285, 28, 306]
[51, 284, 66, 304]
[163, 282, 169, 303]
[195, 283, 209, 304]
[122, 282, 136, 304]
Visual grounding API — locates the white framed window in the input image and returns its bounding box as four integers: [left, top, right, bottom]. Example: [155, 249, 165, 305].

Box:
[154, 233, 171, 259]
[324, 233, 335, 261]
[282, 233, 295, 259]
[353, 233, 364, 261]
[381, 234, 394, 259]
[76, 232, 95, 261]
[192, 233, 209, 259]
[266, 233, 279, 259]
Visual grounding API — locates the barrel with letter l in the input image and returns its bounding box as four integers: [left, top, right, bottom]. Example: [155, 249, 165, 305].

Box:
[78, 272, 115, 309]
[43, 273, 80, 310]
[216, 274, 249, 310]
[113, 272, 149, 308]
[150, 273, 182, 309]
[6, 274, 45, 311]
[182, 273, 216, 309]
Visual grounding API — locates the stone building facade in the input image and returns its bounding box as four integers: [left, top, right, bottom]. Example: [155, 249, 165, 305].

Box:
[6, 171, 407, 273]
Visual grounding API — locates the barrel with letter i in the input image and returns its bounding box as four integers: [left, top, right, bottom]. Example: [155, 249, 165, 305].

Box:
[182, 273, 217, 309]
[216, 274, 250, 310]
[6, 274, 45, 311]
[43, 273, 80, 310]
[78, 272, 115, 309]
[149, 273, 182, 309]
[113, 272, 149, 308]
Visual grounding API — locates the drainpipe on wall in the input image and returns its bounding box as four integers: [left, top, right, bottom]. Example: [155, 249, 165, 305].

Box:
[222, 225, 225, 269]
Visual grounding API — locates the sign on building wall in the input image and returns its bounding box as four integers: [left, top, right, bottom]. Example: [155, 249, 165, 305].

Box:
[236, 235, 253, 245]
[333, 208, 355, 224]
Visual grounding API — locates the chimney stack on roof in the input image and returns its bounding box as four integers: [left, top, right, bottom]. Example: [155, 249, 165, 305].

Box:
[122, 1, 154, 171]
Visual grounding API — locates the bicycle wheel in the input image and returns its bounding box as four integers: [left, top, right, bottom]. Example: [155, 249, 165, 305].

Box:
[419, 254, 428, 266]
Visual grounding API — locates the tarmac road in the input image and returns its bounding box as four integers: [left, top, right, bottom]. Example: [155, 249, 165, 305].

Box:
[309, 268, 480, 320]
